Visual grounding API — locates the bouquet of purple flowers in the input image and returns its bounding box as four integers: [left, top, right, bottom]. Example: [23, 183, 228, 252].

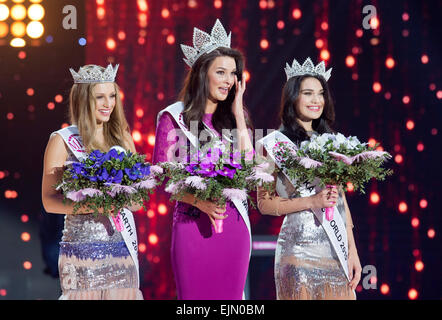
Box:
[55, 147, 161, 219]
[158, 147, 274, 232]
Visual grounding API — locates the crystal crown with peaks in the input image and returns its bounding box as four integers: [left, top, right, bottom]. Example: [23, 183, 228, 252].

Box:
[69, 64, 119, 84]
[180, 19, 231, 68]
[284, 57, 332, 82]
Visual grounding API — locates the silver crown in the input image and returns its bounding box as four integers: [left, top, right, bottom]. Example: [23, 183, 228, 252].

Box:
[284, 57, 332, 82]
[69, 64, 119, 83]
[180, 19, 231, 68]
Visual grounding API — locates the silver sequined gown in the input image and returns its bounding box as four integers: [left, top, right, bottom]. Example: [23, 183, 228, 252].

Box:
[57, 147, 143, 300]
[274, 172, 355, 300]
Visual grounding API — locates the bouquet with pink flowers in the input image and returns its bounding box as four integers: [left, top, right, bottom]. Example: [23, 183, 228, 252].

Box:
[274, 132, 393, 220]
[158, 146, 274, 233]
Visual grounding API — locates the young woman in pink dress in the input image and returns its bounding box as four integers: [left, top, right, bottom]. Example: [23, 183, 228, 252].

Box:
[153, 20, 253, 300]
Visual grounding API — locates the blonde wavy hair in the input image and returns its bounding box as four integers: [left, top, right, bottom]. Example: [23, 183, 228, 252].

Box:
[68, 65, 131, 152]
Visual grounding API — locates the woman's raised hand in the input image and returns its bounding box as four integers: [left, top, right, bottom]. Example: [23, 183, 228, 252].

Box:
[232, 72, 246, 117]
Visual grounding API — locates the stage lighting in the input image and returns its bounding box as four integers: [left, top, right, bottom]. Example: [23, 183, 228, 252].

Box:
[23, 261, 32, 270]
[147, 209, 155, 218]
[260, 38, 269, 50]
[292, 8, 301, 20]
[161, 8, 170, 18]
[402, 95, 410, 104]
[147, 134, 155, 146]
[320, 49, 330, 61]
[11, 21, 25, 37]
[10, 37, 25, 47]
[370, 192, 380, 204]
[137, 0, 148, 12]
[0, 21, 7, 37]
[0, 4, 8, 21]
[166, 34, 175, 45]
[132, 130, 142, 143]
[345, 55, 355, 68]
[11, 4, 26, 20]
[96, 7, 105, 20]
[411, 217, 420, 228]
[158, 204, 168, 215]
[2, 1, 46, 46]
[408, 288, 418, 300]
[380, 284, 390, 295]
[385, 57, 395, 69]
[27, 4, 44, 21]
[394, 154, 403, 164]
[315, 39, 324, 49]
[135, 108, 144, 118]
[148, 233, 159, 245]
[427, 228, 435, 239]
[106, 38, 116, 50]
[138, 243, 147, 253]
[244, 70, 250, 82]
[372, 82, 382, 93]
[398, 201, 408, 213]
[21, 232, 31, 242]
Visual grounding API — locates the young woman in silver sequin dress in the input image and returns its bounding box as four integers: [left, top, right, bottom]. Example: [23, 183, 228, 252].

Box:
[42, 64, 143, 300]
[258, 64, 362, 300]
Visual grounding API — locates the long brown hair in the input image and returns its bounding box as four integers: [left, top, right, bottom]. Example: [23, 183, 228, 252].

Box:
[68, 65, 131, 152]
[279, 74, 335, 144]
[179, 47, 253, 135]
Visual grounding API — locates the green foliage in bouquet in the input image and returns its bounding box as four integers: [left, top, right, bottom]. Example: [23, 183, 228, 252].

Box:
[274, 133, 393, 194]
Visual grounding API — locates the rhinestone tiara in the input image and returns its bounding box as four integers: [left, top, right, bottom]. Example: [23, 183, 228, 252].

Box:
[284, 57, 332, 82]
[180, 19, 231, 68]
[69, 64, 119, 84]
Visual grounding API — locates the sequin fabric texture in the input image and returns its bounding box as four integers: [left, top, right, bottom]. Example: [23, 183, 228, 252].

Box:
[56, 147, 142, 300]
[274, 172, 355, 300]
[58, 214, 140, 298]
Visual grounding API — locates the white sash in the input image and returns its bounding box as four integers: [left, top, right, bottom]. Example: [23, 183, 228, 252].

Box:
[258, 130, 350, 281]
[157, 102, 252, 257]
[55, 125, 140, 287]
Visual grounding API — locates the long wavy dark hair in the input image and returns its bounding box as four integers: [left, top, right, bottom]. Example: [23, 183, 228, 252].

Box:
[279, 74, 335, 144]
[179, 46, 253, 136]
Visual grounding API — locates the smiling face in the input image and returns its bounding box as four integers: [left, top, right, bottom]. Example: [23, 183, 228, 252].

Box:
[206, 56, 237, 103]
[93, 82, 116, 124]
[295, 76, 325, 123]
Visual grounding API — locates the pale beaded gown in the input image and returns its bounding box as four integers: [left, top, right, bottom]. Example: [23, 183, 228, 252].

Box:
[54, 133, 143, 300]
[258, 132, 355, 300]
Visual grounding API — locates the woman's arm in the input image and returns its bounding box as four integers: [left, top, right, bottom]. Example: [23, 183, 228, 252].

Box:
[341, 191, 362, 290]
[41, 134, 91, 215]
[124, 131, 143, 212]
[232, 73, 254, 153]
[257, 177, 338, 216]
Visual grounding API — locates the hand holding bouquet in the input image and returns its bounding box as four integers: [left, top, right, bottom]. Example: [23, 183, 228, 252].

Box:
[158, 143, 274, 233]
[274, 132, 393, 220]
[55, 147, 161, 227]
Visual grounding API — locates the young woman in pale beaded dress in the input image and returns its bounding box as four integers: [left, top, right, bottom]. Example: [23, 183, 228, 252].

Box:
[258, 59, 362, 300]
[42, 64, 143, 300]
